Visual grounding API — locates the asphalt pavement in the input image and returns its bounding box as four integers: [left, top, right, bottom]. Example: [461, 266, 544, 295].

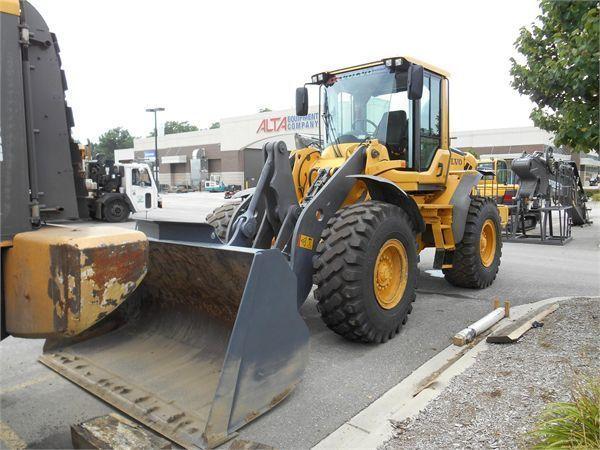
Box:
[1, 195, 598, 449]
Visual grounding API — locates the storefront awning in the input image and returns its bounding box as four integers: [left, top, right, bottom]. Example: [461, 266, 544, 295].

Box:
[161, 155, 187, 164]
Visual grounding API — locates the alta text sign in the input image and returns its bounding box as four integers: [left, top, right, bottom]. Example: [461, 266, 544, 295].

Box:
[256, 113, 319, 134]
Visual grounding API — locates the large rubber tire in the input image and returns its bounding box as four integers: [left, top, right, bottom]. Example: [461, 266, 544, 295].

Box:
[570, 205, 587, 226]
[568, 183, 588, 226]
[570, 205, 588, 226]
[206, 203, 238, 241]
[443, 197, 502, 288]
[313, 201, 418, 344]
[103, 199, 130, 222]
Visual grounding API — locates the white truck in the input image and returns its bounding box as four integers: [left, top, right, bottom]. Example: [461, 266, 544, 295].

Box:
[85, 159, 161, 222]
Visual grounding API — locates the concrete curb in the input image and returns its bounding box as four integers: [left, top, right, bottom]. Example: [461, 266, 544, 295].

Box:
[312, 296, 590, 449]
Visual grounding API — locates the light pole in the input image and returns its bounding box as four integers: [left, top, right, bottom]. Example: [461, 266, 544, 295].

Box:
[146, 107, 165, 189]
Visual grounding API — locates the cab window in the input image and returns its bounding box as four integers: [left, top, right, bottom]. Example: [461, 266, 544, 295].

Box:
[497, 160, 508, 184]
[420, 73, 441, 170]
[368, 91, 410, 162]
[132, 168, 152, 186]
[323, 65, 411, 164]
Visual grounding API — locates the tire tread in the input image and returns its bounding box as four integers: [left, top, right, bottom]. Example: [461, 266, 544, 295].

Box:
[206, 203, 238, 241]
[443, 196, 502, 288]
[313, 201, 417, 344]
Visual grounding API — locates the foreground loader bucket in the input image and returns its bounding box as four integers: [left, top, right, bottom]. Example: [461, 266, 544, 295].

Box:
[39, 223, 310, 449]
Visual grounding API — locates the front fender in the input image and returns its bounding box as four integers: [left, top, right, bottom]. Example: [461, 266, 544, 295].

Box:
[450, 172, 483, 243]
[347, 174, 425, 233]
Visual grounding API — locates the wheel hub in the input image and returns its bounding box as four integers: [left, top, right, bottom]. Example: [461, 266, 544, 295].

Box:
[373, 239, 408, 309]
[376, 256, 393, 290]
[479, 219, 497, 268]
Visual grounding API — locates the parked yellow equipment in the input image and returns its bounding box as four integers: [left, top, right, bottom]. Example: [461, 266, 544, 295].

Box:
[1, 2, 506, 448]
[476, 158, 519, 204]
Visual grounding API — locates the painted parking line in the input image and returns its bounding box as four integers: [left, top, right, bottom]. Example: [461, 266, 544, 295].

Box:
[0, 421, 26, 450]
[0, 373, 55, 396]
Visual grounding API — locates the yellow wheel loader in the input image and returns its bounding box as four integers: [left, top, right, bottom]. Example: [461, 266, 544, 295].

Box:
[203, 57, 507, 345]
[1, 2, 505, 448]
[476, 157, 519, 204]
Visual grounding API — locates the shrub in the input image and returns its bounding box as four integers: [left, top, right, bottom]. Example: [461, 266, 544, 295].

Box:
[530, 376, 600, 449]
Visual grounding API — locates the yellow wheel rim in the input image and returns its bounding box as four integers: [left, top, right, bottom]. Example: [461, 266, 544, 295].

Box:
[480, 219, 497, 268]
[373, 239, 408, 309]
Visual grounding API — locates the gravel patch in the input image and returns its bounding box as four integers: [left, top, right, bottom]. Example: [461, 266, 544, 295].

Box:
[382, 297, 600, 449]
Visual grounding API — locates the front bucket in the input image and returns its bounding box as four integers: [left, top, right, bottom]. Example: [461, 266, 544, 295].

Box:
[39, 222, 309, 449]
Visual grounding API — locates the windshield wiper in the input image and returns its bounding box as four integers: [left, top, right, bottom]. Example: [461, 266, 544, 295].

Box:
[325, 114, 343, 157]
[323, 95, 343, 157]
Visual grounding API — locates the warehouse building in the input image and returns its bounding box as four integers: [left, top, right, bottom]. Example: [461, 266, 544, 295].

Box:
[115, 108, 319, 188]
[453, 127, 599, 183]
[115, 112, 599, 189]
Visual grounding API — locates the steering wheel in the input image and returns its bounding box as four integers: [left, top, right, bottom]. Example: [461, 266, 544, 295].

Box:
[351, 119, 378, 135]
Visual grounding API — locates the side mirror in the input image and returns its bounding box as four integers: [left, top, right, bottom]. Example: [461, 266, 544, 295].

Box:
[296, 87, 309, 116]
[408, 64, 424, 100]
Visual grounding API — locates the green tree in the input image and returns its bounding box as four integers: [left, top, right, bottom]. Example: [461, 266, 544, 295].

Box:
[464, 148, 479, 159]
[209, 121, 220, 129]
[148, 120, 199, 136]
[510, 0, 599, 153]
[94, 127, 134, 159]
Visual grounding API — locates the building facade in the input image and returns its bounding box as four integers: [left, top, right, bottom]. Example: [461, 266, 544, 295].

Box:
[115, 108, 319, 188]
[453, 127, 599, 182]
[115, 116, 599, 189]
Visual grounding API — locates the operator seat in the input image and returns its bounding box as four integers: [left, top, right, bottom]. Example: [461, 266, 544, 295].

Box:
[375, 110, 408, 160]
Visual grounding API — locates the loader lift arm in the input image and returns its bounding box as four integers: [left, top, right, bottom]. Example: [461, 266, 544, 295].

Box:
[226, 140, 368, 307]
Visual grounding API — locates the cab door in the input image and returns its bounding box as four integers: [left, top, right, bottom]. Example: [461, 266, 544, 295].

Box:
[128, 166, 156, 211]
[496, 160, 509, 185]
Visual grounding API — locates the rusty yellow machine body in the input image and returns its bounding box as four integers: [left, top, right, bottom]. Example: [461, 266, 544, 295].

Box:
[4, 226, 147, 338]
[2, 3, 506, 447]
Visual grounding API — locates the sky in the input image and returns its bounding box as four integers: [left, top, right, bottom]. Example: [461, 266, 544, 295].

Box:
[32, 0, 541, 143]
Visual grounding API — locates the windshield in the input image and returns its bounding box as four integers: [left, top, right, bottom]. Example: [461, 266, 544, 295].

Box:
[477, 162, 494, 172]
[323, 65, 411, 162]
